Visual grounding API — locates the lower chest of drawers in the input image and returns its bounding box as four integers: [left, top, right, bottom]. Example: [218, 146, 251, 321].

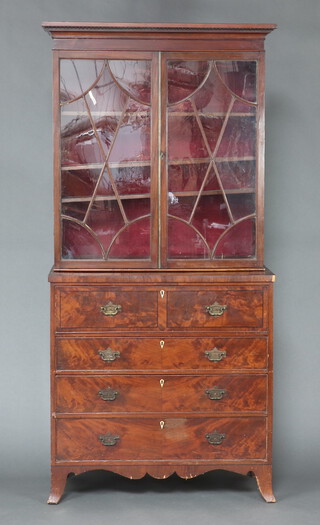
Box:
[51, 281, 272, 467]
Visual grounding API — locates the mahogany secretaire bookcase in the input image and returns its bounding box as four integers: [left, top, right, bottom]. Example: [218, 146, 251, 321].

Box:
[43, 22, 276, 504]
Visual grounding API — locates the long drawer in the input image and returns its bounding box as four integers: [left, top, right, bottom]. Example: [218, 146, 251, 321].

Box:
[56, 337, 268, 371]
[56, 417, 267, 461]
[55, 375, 267, 414]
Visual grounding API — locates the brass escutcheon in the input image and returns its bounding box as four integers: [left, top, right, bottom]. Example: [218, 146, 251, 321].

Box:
[205, 302, 227, 317]
[98, 387, 119, 401]
[205, 386, 227, 400]
[160, 420, 165, 429]
[100, 301, 122, 316]
[160, 379, 165, 388]
[205, 430, 226, 446]
[205, 348, 226, 362]
[99, 433, 120, 446]
[160, 290, 165, 299]
[98, 348, 121, 362]
[160, 340, 165, 349]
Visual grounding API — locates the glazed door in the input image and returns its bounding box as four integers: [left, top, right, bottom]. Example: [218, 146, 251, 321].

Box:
[58, 52, 158, 268]
[56, 51, 263, 269]
[162, 54, 262, 268]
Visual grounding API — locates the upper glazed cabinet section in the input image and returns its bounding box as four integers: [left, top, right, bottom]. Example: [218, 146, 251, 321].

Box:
[44, 23, 276, 269]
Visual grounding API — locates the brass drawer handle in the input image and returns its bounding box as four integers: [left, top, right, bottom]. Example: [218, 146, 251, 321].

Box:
[205, 302, 227, 317]
[205, 348, 226, 362]
[205, 387, 227, 400]
[205, 431, 226, 446]
[99, 433, 120, 446]
[100, 301, 122, 316]
[98, 348, 121, 362]
[98, 387, 119, 401]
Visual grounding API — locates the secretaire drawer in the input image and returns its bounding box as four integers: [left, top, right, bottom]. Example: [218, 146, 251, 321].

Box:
[167, 288, 266, 330]
[56, 288, 158, 330]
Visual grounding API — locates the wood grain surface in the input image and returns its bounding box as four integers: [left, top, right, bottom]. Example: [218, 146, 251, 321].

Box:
[56, 336, 268, 371]
[59, 289, 158, 329]
[56, 417, 267, 461]
[167, 289, 264, 329]
[55, 374, 267, 413]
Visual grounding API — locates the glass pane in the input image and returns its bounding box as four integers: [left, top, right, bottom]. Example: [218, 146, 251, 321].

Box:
[61, 98, 105, 168]
[168, 217, 209, 259]
[168, 164, 212, 193]
[60, 60, 105, 104]
[214, 160, 255, 190]
[97, 166, 151, 197]
[215, 61, 256, 103]
[108, 107, 151, 164]
[166, 59, 257, 260]
[168, 194, 197, 222]
[214, 218, 256, 259]
[108, 217, 150, 259]
[61, 202, 88, 222]
[62, 168, 101, 198]
[62, 220, 104, 259]
[60, 59, 152, 261]
[167, 61, 210, 104]
[191, 194, 232, 248]
[108, 60, 151, 104]
[168, 109, 209, 161]
[227, 193, 255, 222]
[216, 116, 256, 159]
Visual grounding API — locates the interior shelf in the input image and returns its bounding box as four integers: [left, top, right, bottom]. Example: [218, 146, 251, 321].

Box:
[168, 112, 255, 117]
[61, 161, 151, 170]
[61, 157, 255, 171]
[61, 188, 255, 203]
[61, 110, 255, 117]
[168, 157, 255, 165]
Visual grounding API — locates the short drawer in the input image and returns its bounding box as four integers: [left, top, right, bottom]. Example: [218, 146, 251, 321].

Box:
[167, 288, 265, 329]
[162, 417, 267, 460]
[56, 375, 161, 413]
[56, 337, 162, 370]
[57, 288, 158, 330]
[55, 417, 267, 462]
[161, 337, 268, 370]
[56, 337, 268, 371]
[161, 375, 267, 413]
[56, 418, 162, 461]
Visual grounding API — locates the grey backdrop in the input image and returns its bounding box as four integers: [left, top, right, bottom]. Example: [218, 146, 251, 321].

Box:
[1, 0, 320, 523]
